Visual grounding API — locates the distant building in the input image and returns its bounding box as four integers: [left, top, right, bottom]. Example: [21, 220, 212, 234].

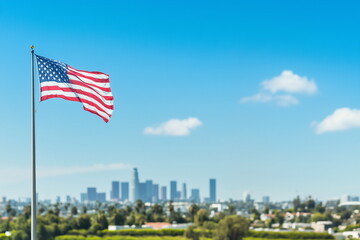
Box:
[66, 195, 71, 203]
[139, 182, 147, 202]
[145, 180, 153, 202]
[243, 192, 251, 203]
[263, 196, 270, 204]
[182, 183, 187, 201]
[342, 195, 360, 203]
[111, 181, 120, 201]
[160, 186, 167, 201]
[311, 221, 333, 232]
[131, 168, 140, 202]
[209, 178, 216, 203]
[170, 181, 177, 201]
[190, 189, 200, 203]
[56, 196, 61, 203]
[153, 184, 159, 202]
[121, 182, 129, 201]
[97, 192, 106, 203]
[87, 187, 97, 202]
[80, 193, 87, 202]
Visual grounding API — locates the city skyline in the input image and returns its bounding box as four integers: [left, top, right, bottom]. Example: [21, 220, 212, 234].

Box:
[1, 1, 360, 202]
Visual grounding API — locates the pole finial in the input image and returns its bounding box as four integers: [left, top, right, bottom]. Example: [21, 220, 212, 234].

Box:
[30, 45, 35, 49]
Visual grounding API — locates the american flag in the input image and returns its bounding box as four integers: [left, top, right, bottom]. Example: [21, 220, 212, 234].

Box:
[35, 55, 114, 122]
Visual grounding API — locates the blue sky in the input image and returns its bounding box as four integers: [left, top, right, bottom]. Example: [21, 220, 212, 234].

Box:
[0, 0, 360, 202]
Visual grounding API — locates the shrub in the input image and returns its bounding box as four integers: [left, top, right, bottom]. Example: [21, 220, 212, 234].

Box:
[247, 231, 335, 239]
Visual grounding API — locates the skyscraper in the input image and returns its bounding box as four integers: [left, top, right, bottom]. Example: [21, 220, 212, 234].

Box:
[97, 192, 106, 203]
[170, 181, 177, 201]
[111, 181, 120, 201]
[80, 193, 86, 202]
[182, 183, 187, 201]
[243, 192, 251, 203]
[121, 182, 129, 201]
[190, 189, 200, 203]
[160, 186, 167, 201]
[131, 168, 140, 202]
[153, 184, 159, 203]
[145, 180, 153, 202]
[87, 187, 97, 202]
[138, 182, 147, 202]
[209, 178, 216, 203]
[262, 196, 270, 204]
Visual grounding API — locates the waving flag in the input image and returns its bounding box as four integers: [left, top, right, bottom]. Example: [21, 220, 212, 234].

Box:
[35, 55, 114, 122]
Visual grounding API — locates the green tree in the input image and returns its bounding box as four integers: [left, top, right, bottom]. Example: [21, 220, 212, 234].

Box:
[93, 211, 108, 230]
[293, 196, 302, 212]
[194, 209, 208, 227]
[227, 204, 236, 215]
[214, 215, 250, 240]
[315, 203, 326, 214]
[147, 204, 165, 222]
[184, 225, 200, 240]
[11, 230, 28, 240]
[37, 223, 50, 240]
[311, 213, 332, 222]
[81, 206, 87, 214]
[305, 196, 315, 211]
[188, 204, 200, 222]
[70, 206, 78, 216]
[76, 214, 91, 229]
[110, 209, 127, 225]
[251, 208, 260, 220]
[135, 214, 146, 226]
[274, 211, 284, 225]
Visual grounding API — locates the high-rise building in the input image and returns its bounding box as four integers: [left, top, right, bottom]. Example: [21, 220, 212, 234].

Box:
[190, 189, 200, 203]
[153, 184, 159, 203]
[138, 182, 147, 202]
[170, 181, 177, 201]
[243, 192, 251, 203]
[131, 168, 140, 202]
[160, 186, 167, 201]
[145, 180, 153, 202]
[80, 193, 87, 202]
[56, 196, 61, 203]
[209, 178, 216, 203]
[111, 181, 120, 201]
[262, 196, 270, 204]
[182, 183, 187, 201]
[87, 187, 97, 202]
[66, 195, 71, 203]
[121, 182, 129, 201]
[97, 192, 106, 203]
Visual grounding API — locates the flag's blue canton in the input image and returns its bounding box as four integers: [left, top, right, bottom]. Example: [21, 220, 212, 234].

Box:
[36, 55, 69, 83]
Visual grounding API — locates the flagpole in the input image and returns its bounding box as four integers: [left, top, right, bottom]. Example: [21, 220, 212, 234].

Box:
[30, 45, 37, 240]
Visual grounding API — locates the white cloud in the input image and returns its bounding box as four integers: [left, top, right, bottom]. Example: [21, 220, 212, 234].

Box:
[315, 108, 360, 134]
[0, 163, 132, 184]
[240, 93, 298, 107]
[240, 70, 317, 107]
[262, 70, 317, 94]
[276, 95, 299, 106]
[240, 93, 273, 103]
[144, 117, 202, 136]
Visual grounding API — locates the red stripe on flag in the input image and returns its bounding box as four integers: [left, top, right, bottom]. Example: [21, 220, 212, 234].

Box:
[83, 106, 109, 123]
[69, 79, 112, 93]
[68, 66, 110, 76]
[41, 94, 112, 118]
[68, 70, 110, 83]
[41, 86, 114, 110]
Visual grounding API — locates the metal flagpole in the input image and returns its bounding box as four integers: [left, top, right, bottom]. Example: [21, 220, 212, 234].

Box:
[30, 45, 37, 240]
